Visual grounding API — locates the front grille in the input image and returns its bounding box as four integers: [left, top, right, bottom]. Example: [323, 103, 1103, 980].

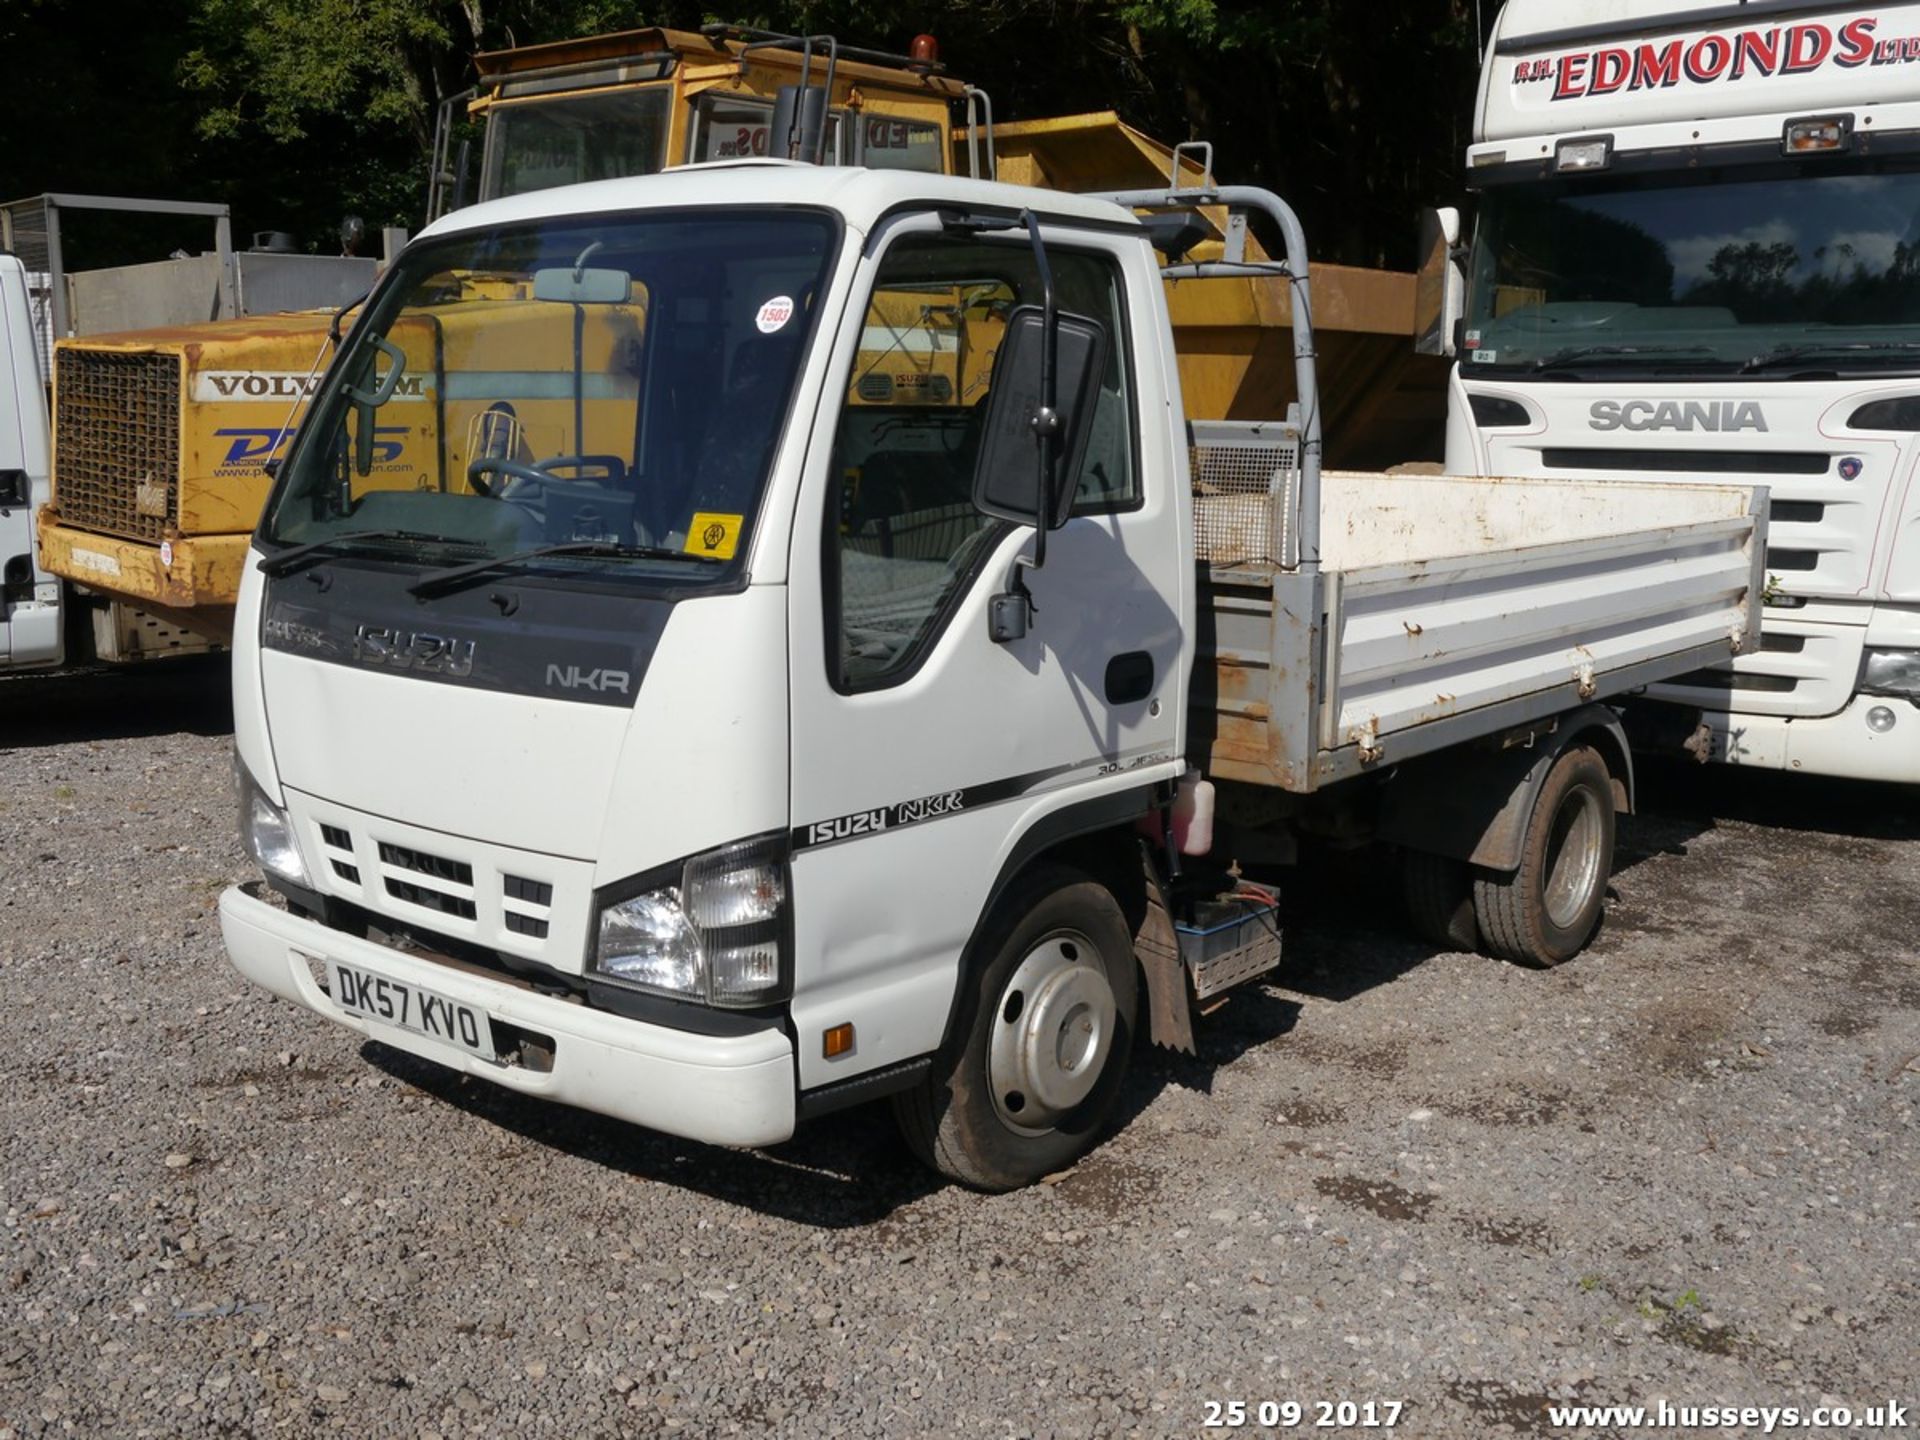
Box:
[502, 873, 553, 940]
[1668, 669, 1800, 693]
[1768, 549, 1819, 572]
[385, 877, 478, 920]
[1541, 448, 1830, 476]
[378, 842, 473, 886]
[1769, 501, 1825, 524]
[54, 349, 181, 542]
[307, 815, 566, 950]
[504, 875, 552, 906]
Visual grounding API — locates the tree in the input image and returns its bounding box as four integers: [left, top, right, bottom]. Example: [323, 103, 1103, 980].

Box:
[3, 1, 1486, 265]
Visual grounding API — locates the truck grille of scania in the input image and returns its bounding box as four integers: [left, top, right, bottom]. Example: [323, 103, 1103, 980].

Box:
[53, 348, 182, 543]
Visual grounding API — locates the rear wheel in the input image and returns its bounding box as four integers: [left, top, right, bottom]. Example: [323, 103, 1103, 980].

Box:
[1472, 745, 1615, 968]
[893, 865, 1138, 1192]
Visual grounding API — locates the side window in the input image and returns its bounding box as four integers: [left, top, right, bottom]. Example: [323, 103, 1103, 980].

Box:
[1066, 257, 1137, 515]
[826, 232, 1135, 691]
[855, 115, 944, 173]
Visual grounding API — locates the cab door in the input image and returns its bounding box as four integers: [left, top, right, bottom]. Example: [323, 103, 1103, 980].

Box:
[784, 213, 1191, 1090]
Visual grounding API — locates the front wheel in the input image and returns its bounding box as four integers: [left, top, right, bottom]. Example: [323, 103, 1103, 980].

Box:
[893, 865, 1138, 1192]
[1472, 745, 1616, 968]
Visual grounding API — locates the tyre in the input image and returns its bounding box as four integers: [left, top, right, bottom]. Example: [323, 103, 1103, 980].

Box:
[1402, 849, 1478, 952]
[1472, 744, 1615, 968]
[893, 864, 1139, 1192]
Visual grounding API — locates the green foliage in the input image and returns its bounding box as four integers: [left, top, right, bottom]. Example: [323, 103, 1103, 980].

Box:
[4, 0, 1485, 265]
[182, 0, 452, 144]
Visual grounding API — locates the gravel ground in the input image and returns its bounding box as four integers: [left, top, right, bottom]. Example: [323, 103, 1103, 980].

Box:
[2, 665, 1918, 1438]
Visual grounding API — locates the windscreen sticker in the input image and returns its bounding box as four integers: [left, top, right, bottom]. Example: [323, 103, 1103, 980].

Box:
[1471, 349, 1498, 364]
[1464, 329, 1483, 349]
[755, 295, 795, 334]
[687, 512, 743, 560]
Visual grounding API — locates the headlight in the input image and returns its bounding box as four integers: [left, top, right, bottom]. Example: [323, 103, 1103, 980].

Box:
[1860, 648, 1920, 699]
[594, 835, 789, 1007]
[236, 763, 311, 887]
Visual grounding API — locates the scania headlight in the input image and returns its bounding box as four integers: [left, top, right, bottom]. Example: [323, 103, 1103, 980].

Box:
[1860, 648, 1920, 699]
[235, 762, 311, 887]
[594, 835, 789, 1007]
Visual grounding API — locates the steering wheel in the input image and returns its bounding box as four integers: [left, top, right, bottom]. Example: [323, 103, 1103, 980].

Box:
[467, 455, 558, 499]
[533, 454, 628, 486]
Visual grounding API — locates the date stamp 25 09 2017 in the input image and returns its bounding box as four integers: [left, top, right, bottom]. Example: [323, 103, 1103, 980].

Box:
[1202, 1400, 1406, 1430]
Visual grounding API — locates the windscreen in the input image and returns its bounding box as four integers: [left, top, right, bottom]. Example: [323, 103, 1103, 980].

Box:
[1466, 163, 1920, 375]
[260, 209, 839, 582]
[482, 87, 673, 200]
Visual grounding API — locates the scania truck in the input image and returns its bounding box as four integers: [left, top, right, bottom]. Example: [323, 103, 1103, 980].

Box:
[219, 162, 1764, 1189]
[1430, 1, 1920, 780]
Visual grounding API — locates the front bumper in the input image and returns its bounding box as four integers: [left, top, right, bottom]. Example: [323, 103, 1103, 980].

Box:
[36, 511, 247, 616]
[1703, 693, 1920, 783]
[218, 885, 798, 1148]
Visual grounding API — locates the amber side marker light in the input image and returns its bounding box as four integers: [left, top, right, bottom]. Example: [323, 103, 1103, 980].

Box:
[823, 1023, 855, 1058]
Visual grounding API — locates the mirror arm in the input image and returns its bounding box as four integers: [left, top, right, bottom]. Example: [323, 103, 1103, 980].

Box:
[1022, 209, 1059, 571]
[572, 303, 586, 456]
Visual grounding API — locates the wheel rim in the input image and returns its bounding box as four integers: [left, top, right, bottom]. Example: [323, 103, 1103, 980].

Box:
[987, 929, 1117, 1136]
[1543, 783, 1606, 929]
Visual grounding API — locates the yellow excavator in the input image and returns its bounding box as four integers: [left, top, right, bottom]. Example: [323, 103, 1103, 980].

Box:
[36, 24, 1444, 646]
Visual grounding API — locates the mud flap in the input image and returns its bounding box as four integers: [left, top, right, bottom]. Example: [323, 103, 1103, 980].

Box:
[1134, 861, 1195, 1054]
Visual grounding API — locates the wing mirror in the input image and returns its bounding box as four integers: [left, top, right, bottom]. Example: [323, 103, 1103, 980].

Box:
[971, 305, 1107, 531]
[971, 211, 1109, 643]
[1414, 205, 1467, 358]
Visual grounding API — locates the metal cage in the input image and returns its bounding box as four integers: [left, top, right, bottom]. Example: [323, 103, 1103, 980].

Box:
[1188, 411, 1302, 568]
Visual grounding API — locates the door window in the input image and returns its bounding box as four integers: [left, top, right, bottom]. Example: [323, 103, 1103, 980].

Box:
[826, 230, 1135, 690]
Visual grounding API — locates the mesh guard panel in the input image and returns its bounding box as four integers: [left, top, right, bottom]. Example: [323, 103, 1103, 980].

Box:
[0, 198, 55, 383]
[54, 349, 182, 542]
[1188, 417, 1301, 568]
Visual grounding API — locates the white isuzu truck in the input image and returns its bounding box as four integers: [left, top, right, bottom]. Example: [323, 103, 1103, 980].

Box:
[219, 160, 1765, 1189]
[1435, 0, 1920, 780]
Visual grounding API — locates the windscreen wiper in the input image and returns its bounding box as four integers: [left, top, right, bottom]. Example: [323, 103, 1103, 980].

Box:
[407, 541, 721, 597]
[257, 530, 457, 578]
[1740, 340, 1920, 374]
[1524, 343, 1725, 372]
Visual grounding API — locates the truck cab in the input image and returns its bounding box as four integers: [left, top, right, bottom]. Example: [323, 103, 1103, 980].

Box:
[223, 165, 1190, 1189]
[1445, 1, 1920, 779]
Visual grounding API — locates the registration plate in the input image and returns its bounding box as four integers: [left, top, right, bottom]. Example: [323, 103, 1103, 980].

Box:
[329, 959, 495, 1061]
